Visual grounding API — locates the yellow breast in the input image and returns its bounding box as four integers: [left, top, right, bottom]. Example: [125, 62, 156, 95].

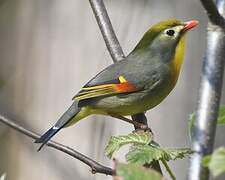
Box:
[170, 36, 186, 86]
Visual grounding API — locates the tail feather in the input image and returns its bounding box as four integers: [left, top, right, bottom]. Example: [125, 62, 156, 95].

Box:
[35, 101, 80, 151]
[35, 126, 60, 151]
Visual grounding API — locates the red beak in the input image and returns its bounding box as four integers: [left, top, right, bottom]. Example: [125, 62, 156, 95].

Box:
[182, 20, 199, 32]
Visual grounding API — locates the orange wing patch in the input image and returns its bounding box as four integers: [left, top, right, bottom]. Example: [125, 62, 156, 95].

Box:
[73, 76, 137, 101]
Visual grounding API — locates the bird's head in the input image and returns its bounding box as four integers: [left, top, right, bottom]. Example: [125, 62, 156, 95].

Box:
[133, 19, 198, 53]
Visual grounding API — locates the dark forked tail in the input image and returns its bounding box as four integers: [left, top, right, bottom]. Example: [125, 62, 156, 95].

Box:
[35, 101, 80, 151]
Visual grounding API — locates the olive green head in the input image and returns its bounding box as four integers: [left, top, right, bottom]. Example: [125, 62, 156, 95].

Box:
[133, 19, 198, 52]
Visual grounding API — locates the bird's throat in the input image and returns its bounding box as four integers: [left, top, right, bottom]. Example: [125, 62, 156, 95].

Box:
[170, 36, 186, 86]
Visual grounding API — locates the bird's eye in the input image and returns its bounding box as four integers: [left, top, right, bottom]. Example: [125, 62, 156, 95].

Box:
[166, 29, 175, 36]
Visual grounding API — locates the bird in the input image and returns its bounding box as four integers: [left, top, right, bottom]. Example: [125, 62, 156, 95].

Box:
[35, 19, 198, 151]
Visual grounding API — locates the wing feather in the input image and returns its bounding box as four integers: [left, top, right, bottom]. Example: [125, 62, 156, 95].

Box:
[73, 76, 138, 101]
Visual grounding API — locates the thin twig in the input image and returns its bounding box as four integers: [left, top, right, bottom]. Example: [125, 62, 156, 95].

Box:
[0, 114, 114, 175]
[161, 160, 176, 180]
[89, 0, 125, 62]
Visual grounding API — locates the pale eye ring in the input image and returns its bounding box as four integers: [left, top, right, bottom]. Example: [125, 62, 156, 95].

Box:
[166, 29, 175, 36]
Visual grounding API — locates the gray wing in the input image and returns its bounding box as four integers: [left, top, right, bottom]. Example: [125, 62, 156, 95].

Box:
[83, 59, 128, 87]
[73, 56, 170, 101]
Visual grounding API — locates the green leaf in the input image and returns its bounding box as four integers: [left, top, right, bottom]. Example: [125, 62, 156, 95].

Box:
[105, 131, 152, 158]
[188, 105, 225, 141]
[0, 173, 6, 180]
[126, 145, 192, 180]
[166, 148, 194, 160]
[126, 144, 193, 165]
[202, 147, 225, 177]
[115, 163, 164, 180]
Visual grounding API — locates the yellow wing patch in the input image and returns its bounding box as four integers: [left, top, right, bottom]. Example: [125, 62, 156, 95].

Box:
[73, 76, 137, 101]
[118, 75, 127, 83]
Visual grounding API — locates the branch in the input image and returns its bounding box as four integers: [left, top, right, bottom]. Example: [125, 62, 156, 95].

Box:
[200, 0, 225, 28]
[0, 114, 113, 175]
[88, 0, 162, 174]
[189, 0, 225, 179]
[89, 0, 125, 62]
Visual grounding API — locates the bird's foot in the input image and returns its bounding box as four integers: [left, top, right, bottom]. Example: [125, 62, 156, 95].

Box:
[133, 126, 153, 134]
[139, 124, 150, 131]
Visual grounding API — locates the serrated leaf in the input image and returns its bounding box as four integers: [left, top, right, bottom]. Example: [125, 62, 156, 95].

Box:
[126, 145, 162, 165]
[0, 173, 6, 180]
[126, 145, 193, 165]
[105, 131, 152, 158]
[166, 148, 194, 160]
[202, 147, 225, 177]
[188, 105, 225, 141]
[115, 163, 164, 180]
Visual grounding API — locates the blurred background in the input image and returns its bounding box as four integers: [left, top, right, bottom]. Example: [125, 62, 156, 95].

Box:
[0, 0, 224, 179]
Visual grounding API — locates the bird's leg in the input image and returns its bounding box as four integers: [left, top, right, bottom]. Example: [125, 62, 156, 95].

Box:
[108, 113, 149, 130]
